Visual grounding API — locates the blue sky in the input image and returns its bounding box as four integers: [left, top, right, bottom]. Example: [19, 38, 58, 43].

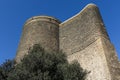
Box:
[0, 0, 120, 64]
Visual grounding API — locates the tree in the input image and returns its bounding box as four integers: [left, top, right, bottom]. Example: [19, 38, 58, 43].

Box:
[8, 44, 87, 80]
[0, 59, 14, 80]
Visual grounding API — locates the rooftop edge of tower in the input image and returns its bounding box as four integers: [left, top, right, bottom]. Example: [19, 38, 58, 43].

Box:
[60, 3, 98, 26]
[25, 15, 61, 25]
[86, 3, 97, 8]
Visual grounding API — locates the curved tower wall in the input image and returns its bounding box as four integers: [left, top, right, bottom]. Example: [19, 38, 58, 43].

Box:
[16, 16, 60, 63]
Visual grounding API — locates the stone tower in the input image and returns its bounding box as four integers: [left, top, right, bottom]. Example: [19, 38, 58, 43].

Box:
[16, 4, 120, 80]
[15, 16, 60, 63]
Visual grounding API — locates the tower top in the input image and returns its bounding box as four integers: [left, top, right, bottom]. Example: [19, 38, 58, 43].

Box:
[60, 3, 98, 25]
[25, 16, 61, 25]
[86, 3, 97, 8]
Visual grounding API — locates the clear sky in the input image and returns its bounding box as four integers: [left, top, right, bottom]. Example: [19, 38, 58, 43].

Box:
[0, 0, 120, 64]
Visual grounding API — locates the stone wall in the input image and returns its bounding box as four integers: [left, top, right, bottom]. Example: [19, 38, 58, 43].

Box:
[101, 37, 120, 80]
[15, 3, 120, 80]
[15, 16, 60, 63]
[67, 38, 111, 80]
[59, 4, 120, 80]
[59, 4, 109, 55]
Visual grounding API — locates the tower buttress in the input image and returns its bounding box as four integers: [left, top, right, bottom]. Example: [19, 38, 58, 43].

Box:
[60, 3, 120, 80]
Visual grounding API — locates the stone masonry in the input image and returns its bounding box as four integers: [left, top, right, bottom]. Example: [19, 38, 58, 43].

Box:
[16, 4, 120, 80]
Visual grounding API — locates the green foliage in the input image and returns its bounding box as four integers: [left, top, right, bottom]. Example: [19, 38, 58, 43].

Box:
[0, 59, 14, 80]
[1, 44, 87, 80]
[57, 61, 86, 80]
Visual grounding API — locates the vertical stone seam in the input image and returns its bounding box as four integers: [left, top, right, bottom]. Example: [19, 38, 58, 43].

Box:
[99, 36, 112, 80]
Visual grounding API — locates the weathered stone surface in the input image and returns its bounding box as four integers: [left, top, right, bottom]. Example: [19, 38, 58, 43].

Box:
[15, 16, 60, 63]
[67, 38, 111, 80]
[60, 4, 120, 80]
[101, 37, 120, 80]
[59, 4, 109, 55]
[16, 3, 120, 80]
